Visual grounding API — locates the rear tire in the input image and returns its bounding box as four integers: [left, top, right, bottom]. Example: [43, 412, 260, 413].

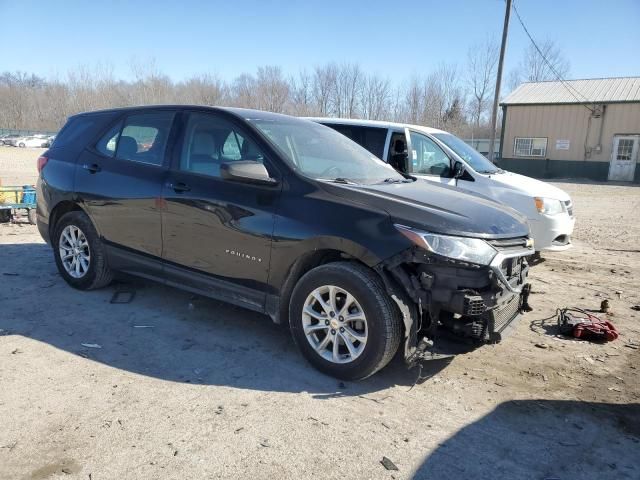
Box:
[53, 211, 113, 290]
[18, 143, 25, 148]
[289, 262, 402, 380]
[0, 209, 11, 223]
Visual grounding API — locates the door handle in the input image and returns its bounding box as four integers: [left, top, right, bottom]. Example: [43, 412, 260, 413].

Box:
[83, 163, 101, 174]
[168, 182, 190, 193]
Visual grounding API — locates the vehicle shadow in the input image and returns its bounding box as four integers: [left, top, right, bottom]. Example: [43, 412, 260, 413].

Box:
[412, 400, 640, 479]
[0, 242, 453, 397]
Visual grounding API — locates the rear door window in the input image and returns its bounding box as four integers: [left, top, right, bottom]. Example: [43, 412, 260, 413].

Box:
[103, 112, 175, 166]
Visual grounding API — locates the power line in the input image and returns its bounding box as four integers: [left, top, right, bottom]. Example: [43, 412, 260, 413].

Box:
[511, 0, 595, 112]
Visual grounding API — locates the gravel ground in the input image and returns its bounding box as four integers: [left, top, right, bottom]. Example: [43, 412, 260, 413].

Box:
[0, 146, 42, 186]
[1, 146, 639, 479]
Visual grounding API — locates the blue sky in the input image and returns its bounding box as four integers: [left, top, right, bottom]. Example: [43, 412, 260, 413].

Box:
[1, 0, 638, 84]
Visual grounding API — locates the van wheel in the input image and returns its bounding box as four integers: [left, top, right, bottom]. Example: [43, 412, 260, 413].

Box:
[0, 209, 11, 223]
[53, 211, 113, 290]
[27, 209, 36, 225]
[289, 262, 401, 380]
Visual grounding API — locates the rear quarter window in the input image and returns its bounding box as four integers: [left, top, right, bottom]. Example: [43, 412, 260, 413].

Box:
[51, 116, 96, 148]
[52, 112, 121, 150]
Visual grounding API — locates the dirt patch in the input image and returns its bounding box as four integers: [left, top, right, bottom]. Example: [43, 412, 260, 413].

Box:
[0, 146, 43, 186]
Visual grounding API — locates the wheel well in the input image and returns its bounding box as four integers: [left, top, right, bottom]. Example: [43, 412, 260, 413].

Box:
[49, 201, 83, 238]
[273, 249, 365, 324]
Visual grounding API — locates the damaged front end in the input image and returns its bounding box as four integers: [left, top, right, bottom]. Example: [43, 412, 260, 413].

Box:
[375, 228, 534, 367]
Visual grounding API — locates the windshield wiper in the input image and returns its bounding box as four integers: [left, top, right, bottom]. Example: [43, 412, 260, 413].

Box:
[378, 177, 413, 184]
[328, 177, 358, 184]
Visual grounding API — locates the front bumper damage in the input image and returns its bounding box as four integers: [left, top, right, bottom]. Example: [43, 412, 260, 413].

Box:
[375, 238, 533, 366]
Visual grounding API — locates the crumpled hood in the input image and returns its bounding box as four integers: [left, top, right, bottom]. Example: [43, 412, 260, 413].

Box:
[485, 171, 571, 201]
[322, 180, 530, 239]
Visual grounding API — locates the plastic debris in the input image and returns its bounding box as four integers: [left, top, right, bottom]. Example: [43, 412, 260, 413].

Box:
[381, 457, 399, 471]
[81, 343, 102, 349]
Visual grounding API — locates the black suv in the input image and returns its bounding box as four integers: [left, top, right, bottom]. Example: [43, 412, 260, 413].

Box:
[37, 106, 533, 380]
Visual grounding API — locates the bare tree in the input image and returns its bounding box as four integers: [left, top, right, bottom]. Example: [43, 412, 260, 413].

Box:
[231, 73, 257, 109]
[312, 64, 337, 116]
[289, 69, 316, 116]
[404, 76, 423, 124]
[359, 73, 391, 120]
[331, 63, 363, 118]
[519, 39, 570, 82]
[179, 74, 228, 106]
[0, 61, 475, 134]
[255, 66, 290, 113]
[466, 37, 499, 129]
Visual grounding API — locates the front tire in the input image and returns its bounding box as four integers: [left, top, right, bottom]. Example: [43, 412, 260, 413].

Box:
[289, 262, 402, 380]
[53, 211, 113, 290]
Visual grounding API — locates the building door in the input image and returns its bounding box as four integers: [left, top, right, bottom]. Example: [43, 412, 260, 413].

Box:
[608, 135, 639, 181]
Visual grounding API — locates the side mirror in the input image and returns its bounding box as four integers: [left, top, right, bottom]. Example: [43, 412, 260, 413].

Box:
[220, 161, 278, 186]
[453, 160, 466, 179]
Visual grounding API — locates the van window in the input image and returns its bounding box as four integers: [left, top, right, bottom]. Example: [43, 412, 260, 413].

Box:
[409, 131, 452, 177]
[325, 124, 387, 159]
[179, 112, 264, 178]
[114, 112, 175, 166]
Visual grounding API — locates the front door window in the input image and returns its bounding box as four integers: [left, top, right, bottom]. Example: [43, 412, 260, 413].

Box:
[408, 131, 452, 177]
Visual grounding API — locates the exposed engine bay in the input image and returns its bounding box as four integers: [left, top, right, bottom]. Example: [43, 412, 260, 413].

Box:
[376, 238, 533, 365]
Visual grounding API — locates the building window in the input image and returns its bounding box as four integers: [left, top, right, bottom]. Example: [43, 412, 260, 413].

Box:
[514, 137, 547, 157]
[616, 139, 634, 160]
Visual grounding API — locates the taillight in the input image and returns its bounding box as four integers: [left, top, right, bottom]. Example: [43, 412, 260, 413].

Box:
[37, 155, 48, 173]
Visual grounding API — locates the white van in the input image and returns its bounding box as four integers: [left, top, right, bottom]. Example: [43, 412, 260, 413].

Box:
[309, 118, 575, 252]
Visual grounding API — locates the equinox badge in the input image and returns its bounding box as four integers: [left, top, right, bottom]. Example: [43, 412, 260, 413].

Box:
[225, 249, 263, 263]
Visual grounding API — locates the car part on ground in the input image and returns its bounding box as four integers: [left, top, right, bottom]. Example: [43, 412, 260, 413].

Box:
[557, 308, 619, 342]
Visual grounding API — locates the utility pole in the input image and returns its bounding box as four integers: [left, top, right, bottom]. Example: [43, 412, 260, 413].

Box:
[488, 0, 512, 163]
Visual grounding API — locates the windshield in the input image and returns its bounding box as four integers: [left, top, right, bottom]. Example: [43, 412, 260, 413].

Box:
[248, 118, 407, 185]
[433, 133, 500, 174]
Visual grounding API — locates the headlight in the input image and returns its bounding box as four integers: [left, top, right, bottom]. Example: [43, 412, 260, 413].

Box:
[394, 225, 497, 265]
[534, 197, 564, 215]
